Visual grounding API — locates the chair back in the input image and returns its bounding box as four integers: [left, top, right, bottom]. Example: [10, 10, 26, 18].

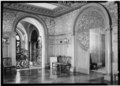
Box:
[57, 56, 71, 64]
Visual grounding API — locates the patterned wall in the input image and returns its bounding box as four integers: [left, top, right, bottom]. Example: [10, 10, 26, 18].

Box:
[3, 9, 55, 35]
[3, 9, 17, 32]
[2, 9, 56, 65]
[2, 3, 118, 67]
[75, 7, 105, 50]
[2, 2, 118, 40]
[48, 34, 72, 57]
[105, 2, 118, 27]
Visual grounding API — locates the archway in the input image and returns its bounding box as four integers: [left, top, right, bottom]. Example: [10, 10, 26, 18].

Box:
[12, 15, 48, 69]
[16, 23, 29, 69]
[30, 29, 42, 67]
[74, 3, 111, 74]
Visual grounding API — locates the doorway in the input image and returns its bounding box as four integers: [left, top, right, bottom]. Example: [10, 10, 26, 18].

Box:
[13, 16, 47, 69]
[90, 29, 105, 72]
[16, 32, 29, 69]
[30, 30, 42, 67]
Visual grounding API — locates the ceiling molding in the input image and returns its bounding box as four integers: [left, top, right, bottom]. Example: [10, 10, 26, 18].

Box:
[3, 3, 54, 17]
[3, 2, 108, 18]
[53, 3, 86, 17]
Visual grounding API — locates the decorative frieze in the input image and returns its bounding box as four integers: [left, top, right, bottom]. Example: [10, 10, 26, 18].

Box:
[3, 3, 54, 17]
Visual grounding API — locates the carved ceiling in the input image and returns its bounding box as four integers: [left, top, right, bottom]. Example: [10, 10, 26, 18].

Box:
[3, 2, 87, 17]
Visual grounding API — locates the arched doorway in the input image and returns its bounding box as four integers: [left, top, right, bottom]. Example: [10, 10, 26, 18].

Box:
[30, 29, 42, 67]
[74, 3, 111, 74]
[13, 15, 48, 69]
[16, 23, 29, 69]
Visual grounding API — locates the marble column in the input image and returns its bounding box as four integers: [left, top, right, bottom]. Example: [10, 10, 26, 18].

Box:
[10, 32, 16, 66]
[38, 36, 42, 67]
[105, 27, 113, 82]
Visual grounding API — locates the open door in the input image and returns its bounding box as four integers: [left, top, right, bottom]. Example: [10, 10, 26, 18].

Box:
[74, 35, 90, 74]
[90, 29, 105, 70]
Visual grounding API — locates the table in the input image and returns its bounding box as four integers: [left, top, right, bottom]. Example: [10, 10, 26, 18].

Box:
[3, 57, 16, 72]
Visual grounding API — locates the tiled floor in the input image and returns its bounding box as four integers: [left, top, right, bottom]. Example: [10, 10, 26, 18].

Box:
[2, 68, 112, 84]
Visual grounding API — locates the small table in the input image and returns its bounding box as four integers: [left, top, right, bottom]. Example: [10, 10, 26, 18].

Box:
[50, 57, 57, 69]
[3, 57, 16, 72]
[3, 57, 12, 66]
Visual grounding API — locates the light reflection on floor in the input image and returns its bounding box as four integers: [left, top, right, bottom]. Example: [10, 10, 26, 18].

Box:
[3, 68, 111, 84]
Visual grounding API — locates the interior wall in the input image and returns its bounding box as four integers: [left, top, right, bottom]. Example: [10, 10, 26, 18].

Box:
[2, 9, 51, 66]
[74, 36, 89, 74]
[47, 3, 117, 73]
[2, 2, 117, 72]
[51, 8, 81, 71]
[48, 34, 74, 70]
[105, 2, 118, 69]
[112, 26, 118, 73]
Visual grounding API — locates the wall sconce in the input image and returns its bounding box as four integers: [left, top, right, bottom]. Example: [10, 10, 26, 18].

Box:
[3, 38, 10, 45]
[64, 38, 69, 44]
[2, 38, 6, 44]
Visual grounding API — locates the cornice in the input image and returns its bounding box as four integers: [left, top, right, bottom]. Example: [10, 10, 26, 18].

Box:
[53, 3, 86, 17]
[3, 3, 54, 17]
[2, 2, 110, 18]
[3, 3, 87, 18]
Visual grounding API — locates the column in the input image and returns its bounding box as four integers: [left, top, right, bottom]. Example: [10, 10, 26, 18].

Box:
[38, 36, 42, 67]
[10, 33, 16, 66]
[70, 35, 74, 72]
[105, 27, 113, 83]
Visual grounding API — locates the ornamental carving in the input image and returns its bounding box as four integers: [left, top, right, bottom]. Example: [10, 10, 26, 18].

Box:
[3, 9, 17, 32]
[75, 8, 105, 50]
[44, 17, 55, 35]
[3, 3, 53, 17]
[105, 2, 117, 26]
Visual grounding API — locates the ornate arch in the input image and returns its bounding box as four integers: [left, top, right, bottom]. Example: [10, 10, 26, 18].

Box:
[12, 14, 48, 68]
[74, 3, 110, 50]
[12, 14, 48, 35]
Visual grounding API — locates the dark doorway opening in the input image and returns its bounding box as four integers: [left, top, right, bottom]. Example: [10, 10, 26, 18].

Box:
[30, 30, 41, 67]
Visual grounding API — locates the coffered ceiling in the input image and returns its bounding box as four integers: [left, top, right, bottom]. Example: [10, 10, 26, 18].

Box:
[3, 2, 108, 18]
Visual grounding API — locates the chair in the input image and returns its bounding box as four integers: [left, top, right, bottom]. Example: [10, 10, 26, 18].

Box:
[52, 56, 71, 74]
[90, 56, 97, 70]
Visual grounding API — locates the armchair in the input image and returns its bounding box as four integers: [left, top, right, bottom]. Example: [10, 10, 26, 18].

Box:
[52, 56, 71, 74]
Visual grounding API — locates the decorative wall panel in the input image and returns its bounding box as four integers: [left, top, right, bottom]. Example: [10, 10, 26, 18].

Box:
[42, 17, 55, 35]
[105, 2, 117, 26]
[3, 9, 17, 32]
[54, 11, 79, 35]
[3, 9, 55, 35]
[75, 8, 105, 50]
